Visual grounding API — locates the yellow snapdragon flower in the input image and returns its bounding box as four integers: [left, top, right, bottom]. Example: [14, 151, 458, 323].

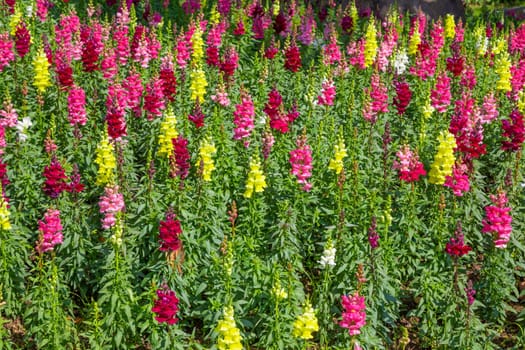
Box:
[429, 131, 456, 185]
[157, 108, 178, 158]
[244, 158, 266, 198]
[293, 302, 319, 340]
[216, 306, 243, 350]
[33, 47, 51, 93]
[328, 137, 347, 175]
[196, 138, 216, 181]
[95, 132, 116, 186]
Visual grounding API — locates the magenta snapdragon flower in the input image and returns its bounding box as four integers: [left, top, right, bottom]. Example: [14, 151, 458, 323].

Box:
[482, 191, 512, 248]
[152, 286, 179, 325]
[339, 292, 366, 336]
[36, 209, 63, 254]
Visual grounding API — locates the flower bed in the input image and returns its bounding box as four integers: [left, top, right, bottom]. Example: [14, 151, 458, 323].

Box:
[0, 0, 524, 349]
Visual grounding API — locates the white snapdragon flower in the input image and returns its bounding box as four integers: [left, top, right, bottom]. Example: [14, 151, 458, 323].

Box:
[393, 49, 409, 75]
[319, 245, 336, 268]
[16, 117, 32, 142]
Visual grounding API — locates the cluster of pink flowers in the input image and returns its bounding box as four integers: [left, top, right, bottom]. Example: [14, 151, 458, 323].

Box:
[262, 130, 275, 160]
[0, 33, 15, 72]
[444, 163, 470, 196]
[220, 47, 239, 78]
[67, 86, 87, 126]
[347, 39, 365, 70]
[501, 109, 525, 152]
[339, 292, 366, 336]
[297, 5, 317, 46]
[171, 136, 190, 179]
[211, 85, 230, 107]
[106, 83, 128, 141]
[480, 93, 498, 124]
[188, 102, 206, 128]
[159, 56, 177, 102]
[449, 92, 486, 160]
[123, 72, 143, 116]
[363, 74, 388, 123]
[131, 26, 160, 68]
[249, 3, 271, 40]
[36, 209, 63, 254]
[482, 191, 512, 249]
[42, 158, 70, 198]
[446, 53, 464, 77]
[289, 135, 313, 191]
[323, 34, 342, 65]
[15, 23, 31, 58]
[152, 285, 180, 325]
[393, 145, 426, 183]
[377, 25, 398, 72]
[175, 32, 192, 69]
[284, 42, 302, 72]
[368, 217, 379, 249]
[264, 88, 298, 133]
[206, 23, 225, 67]
[144, 77, 165, 120]
[81, 24, 103, 72]
[445, 222, 471, 257]
[233, 94, 255, 146]
[317, 80, 336, 107]
[159, 211, 183, 252]
[0, 101, 17, 156]
[465, 280, 476, 305]
[393, 81, 411, 115]
[99, 185, 125, 230]
[430, 73, 451, 113]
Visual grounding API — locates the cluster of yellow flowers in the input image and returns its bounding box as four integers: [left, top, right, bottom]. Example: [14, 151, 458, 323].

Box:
[191, 28, 204, 65]
[9, 9, 21, 35]
[157, 108, 178, 158]
[95, 132, 116, 186]
[328, 137, 347, 175]
[210, 8, 221, 25]
[408, 24, 421, 56]
[33, 47, 51, 93]
[189, 69, 208, 102]
[292, 302, 319, 340]
[0, 195, 11, 231]
[429, 131, 456, 185]
[363, 21, 377, 68]
[190, 28, 207, 102]
[495, 51, 512, 92]
[444, 14, 456, 40]
[216, 306, 243, 350]
[196, 137, 216, 182]
[271, 281, 288, 301]
[244, 158, 266, 198]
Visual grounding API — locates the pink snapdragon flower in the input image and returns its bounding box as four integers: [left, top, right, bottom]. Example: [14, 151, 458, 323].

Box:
[211, 88, 230, 107]
[482, 191, 512, 248]
[0, 33, 14, 72]
[445, 222, 471, 257]
[480, 93, 498, 124]
[0, 102, 18, 128]
[289, 135, 313, 191]
[393, 145, 426, 182]
[339, 292, 366, 336]
[68, 86, 88, 126]
[430, 73, 451, 113]
[444, 163, 470, 196]
[152, 285, 179, 325]
[99, 185, 125, 230]
[233, 94, 255, 146]
[36, 209, 63, 254]
[317, 79, 336, 106]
